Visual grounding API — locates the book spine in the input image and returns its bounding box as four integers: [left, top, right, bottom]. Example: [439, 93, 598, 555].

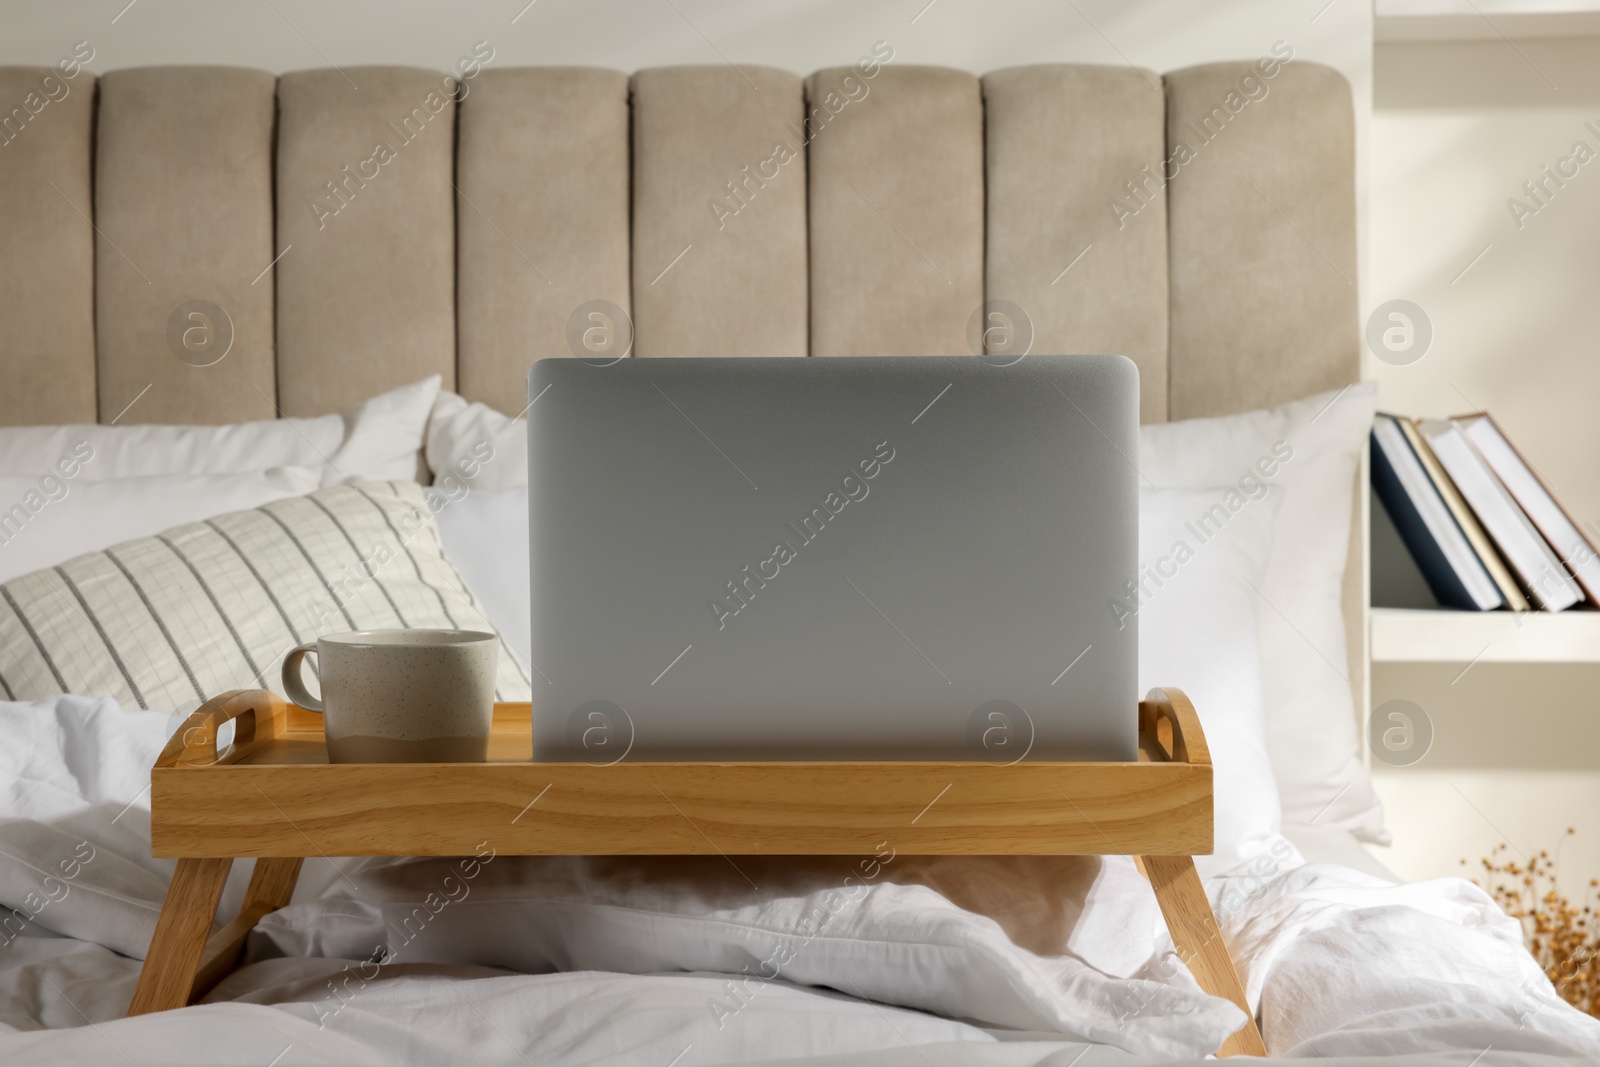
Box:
[1398, 417, 1530, 612]
[1370, 422, 1498, 611]
[1461, 414, 1600, 606]
[1424, 421, 1582, 611]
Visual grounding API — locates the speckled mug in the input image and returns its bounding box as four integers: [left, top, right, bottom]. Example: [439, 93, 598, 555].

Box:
[281, 629, 497, 763]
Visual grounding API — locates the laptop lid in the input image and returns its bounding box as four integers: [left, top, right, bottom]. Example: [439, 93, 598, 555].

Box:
[527, 355, 1138, 762]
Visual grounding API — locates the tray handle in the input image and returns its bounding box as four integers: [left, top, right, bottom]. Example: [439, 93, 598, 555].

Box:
[1138, 687, 1210, 767]
[156, 689, 292, 769]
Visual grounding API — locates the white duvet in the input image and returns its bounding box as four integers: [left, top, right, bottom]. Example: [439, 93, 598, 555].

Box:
[1, 695, 1596, 1066]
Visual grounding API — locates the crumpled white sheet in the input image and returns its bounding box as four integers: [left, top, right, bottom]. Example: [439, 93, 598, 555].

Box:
[0, 694, 1597, 1065]
[243, 851, 1250, 1053]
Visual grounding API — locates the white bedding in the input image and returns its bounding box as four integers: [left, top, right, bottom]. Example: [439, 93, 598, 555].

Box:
[2, 696, 1598, 1065]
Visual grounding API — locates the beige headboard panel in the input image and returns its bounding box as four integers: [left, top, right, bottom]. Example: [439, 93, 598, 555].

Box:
[0, 57, 1361, 687]
[0, 67, 96, 425]
[0, 58, 1357, 420]
[1165, 62, 1357, 419]
[276, 67, 460, 416]
[984, 65, 1170, 423]
[458, 68, 631, 408]
[96, 67, 279, 425]
[809, 66, 985, 357]
[635, 66, 809, 358]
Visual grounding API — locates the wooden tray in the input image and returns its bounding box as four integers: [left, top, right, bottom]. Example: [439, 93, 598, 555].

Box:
[151, 691, 1212, 859]
[131, 686, 1265, 1057]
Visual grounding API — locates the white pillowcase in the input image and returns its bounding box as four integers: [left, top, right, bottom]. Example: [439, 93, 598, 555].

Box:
[324, 375, 441, 486]
[1138, 486, 1282, 877]
[0, 467, 321, 585]
[0, 415, 338, 480]
[426, 390, 526, 492]
[0, 376, 440, 486]
[1140, 383, 1383, 843]
[432, 485, 531, 671]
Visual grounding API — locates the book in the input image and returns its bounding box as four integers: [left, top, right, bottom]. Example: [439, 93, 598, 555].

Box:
[1455, 413, 1600, 605]
[1369, 484, 1443, 609]
[1370, 413, 1503, 610]
[1395, 416, 1531, 612]
[1418, 419, 1584, 611]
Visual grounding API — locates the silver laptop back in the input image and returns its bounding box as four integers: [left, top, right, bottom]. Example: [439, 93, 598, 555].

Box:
[527, 355, 1138, 762]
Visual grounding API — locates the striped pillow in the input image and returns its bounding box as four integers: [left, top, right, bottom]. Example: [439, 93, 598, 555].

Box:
[0, 481, 531, 711]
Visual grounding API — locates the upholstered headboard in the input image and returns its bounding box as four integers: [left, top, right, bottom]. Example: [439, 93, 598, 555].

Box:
[0, 57, 1360, 688]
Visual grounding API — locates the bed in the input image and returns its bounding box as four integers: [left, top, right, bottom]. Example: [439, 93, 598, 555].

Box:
[0, 54, 1596, 1064]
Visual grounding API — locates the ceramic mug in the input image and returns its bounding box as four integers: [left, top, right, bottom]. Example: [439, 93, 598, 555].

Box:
[281, 629, 497, 763]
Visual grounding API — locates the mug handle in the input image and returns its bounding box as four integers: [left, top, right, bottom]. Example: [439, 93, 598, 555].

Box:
[281, 642, 324, 713]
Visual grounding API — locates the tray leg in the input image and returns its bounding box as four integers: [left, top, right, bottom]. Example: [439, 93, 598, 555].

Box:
[191, 857, 305, 1003]
[1141, 854, 1267, 1058]
[128, 857, 233, 1016]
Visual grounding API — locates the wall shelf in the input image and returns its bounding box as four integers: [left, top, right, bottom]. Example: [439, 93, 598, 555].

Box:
[1371, 607, 1600, 663]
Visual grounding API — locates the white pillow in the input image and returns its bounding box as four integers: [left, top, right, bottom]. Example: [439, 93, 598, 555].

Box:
[1139, 486, 1281, 877]
[1140, 384, 1384, 843]
[324, 375, 441, 486]
[0, 416, 339, 480]
[0, 376, 440, 486]
[426, 391, 526, 492]
[432, 485, 531, 672]
[0, 467, 321, 586]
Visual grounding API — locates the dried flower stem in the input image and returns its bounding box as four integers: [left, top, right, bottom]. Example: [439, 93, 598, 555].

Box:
[1468, 828, 1599, 1016]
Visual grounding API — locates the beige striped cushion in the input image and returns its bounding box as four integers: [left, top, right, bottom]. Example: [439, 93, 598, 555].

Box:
[0, 481, 530, 710]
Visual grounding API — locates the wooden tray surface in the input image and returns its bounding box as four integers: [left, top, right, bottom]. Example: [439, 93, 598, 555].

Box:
[149, 692, 1214, 859]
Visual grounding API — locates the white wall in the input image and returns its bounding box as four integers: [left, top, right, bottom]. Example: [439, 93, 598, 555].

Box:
[1370, 38, 1600, 526]
[1369, 37, 1600, 892]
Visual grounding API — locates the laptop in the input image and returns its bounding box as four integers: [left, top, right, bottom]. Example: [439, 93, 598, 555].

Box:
[526, 355, 1138, 763]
